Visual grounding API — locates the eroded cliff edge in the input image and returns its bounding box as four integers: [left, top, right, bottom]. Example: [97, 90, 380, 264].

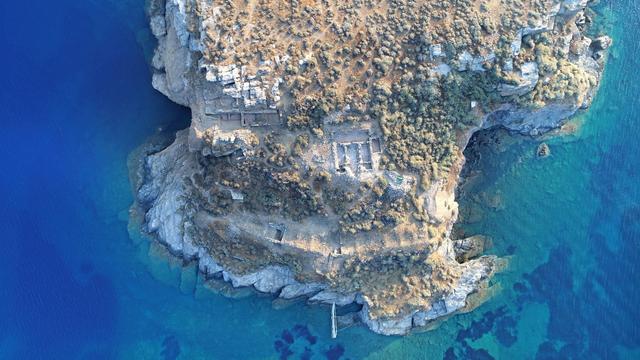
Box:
[132, 0, 609, 335]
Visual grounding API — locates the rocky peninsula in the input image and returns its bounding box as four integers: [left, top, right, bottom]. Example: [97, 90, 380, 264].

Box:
[131, 0, 609, 335]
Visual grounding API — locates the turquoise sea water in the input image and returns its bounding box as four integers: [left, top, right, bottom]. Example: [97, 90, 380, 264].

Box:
[1, 0, 639, 358]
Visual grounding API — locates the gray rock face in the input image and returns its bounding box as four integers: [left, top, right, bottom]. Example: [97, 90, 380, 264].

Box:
[498, 62, 540, 96]
[457, 51, 495, 72]
[197, 251, 224, 276]
[359, 302, 415, 336]
[279, 283, 327, 299]
[359, 256, 496, 335]
[148, 0, 193, 107]
[412, 300, 448, 327]
[139, 130, 199, 258]
[454, 236, 486, 262]
[592, 36, 613, 51]
[223, 266, 296, 293]
[150, 15, 166, 37]
[309, 291, 358, 306]
[483, 103, 578, 135]
[443, 258, 494, 312]
[560, 0, 590, 15]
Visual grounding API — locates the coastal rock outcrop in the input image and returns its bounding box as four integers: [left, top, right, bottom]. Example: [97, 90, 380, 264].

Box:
[133, 0, 608, 336]
[222, 266, 296, 294]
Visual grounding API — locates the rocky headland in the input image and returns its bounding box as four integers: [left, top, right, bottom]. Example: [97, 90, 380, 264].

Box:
[131, 0, 609, 335]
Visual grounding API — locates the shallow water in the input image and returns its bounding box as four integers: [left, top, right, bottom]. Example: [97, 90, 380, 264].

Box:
[1, 0, 639, 359]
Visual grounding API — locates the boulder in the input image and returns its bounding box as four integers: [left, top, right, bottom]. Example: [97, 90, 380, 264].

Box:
[591, 36, 612, 51]
[280, 283, 327, 299]
[537, 143, 551, 158]
[223, 266, 297, 293]
[309, 290, 357, 306]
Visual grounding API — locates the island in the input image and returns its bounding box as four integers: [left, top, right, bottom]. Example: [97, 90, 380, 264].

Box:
[131, 0, 609, 335]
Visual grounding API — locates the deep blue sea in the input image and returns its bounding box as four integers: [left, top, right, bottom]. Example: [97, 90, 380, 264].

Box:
[1, 0, 638, 359]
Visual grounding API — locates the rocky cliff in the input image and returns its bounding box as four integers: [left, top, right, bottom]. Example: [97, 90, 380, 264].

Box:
[133, 0, 609, 335]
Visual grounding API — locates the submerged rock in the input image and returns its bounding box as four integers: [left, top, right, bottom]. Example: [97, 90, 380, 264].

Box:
[537, 143, 551, 158]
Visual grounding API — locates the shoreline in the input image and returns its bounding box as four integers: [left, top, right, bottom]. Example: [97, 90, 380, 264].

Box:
[129, 0, 610, 336]
[126, 119, 517, 336]
[127, 127, 502, 332]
